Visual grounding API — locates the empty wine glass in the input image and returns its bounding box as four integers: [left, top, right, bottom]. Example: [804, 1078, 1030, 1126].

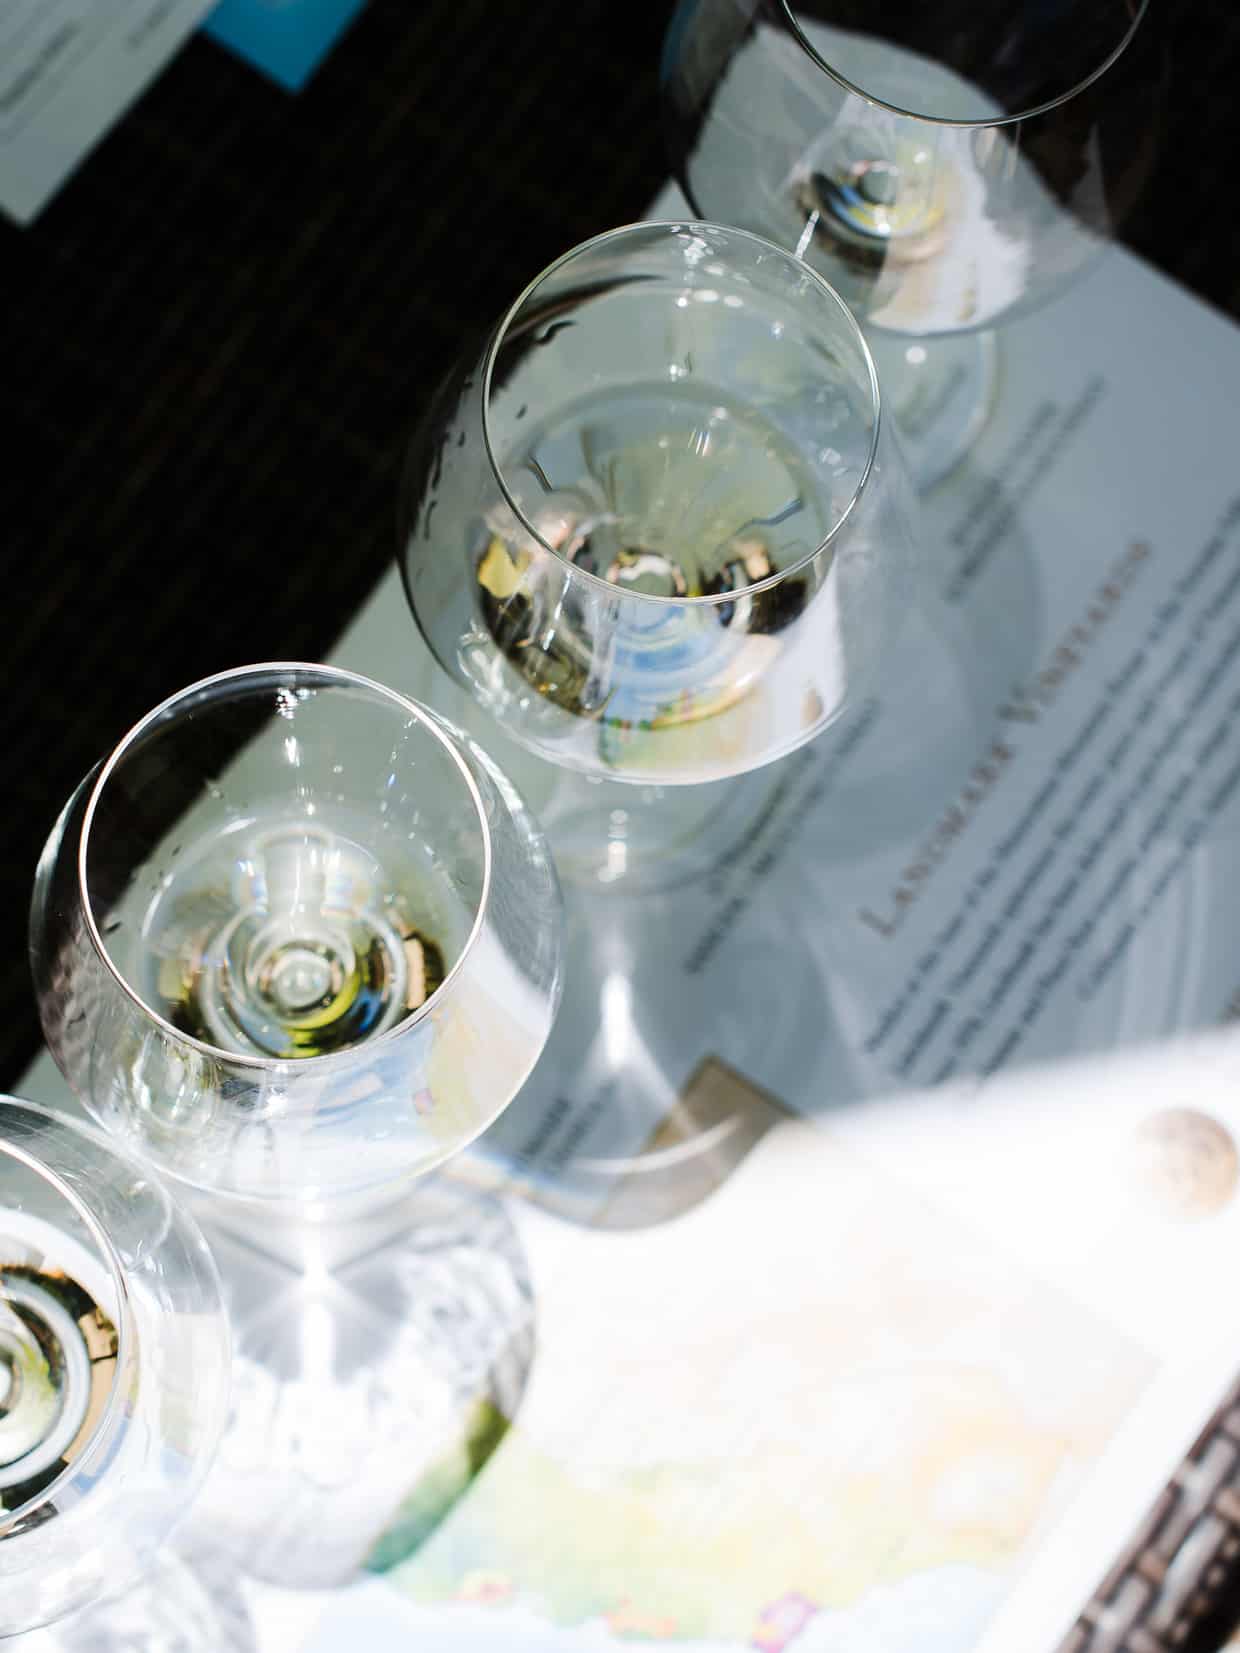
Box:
[28, 662, 561, 1585]
[0, 1096, 228, 1638]
[663, 0, 1159, 486]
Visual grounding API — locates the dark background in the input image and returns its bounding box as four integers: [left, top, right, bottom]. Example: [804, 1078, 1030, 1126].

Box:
[2, 0, 1238, 1094]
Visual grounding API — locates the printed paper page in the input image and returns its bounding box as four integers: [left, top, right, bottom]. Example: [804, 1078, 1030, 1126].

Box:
[0, 0, 217, 224]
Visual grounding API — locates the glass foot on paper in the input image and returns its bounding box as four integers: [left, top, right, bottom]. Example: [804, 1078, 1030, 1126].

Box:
[188, 1180, 533, 1590]
[462, 862, 835, 1228]
[18, 1547, 254, 1653]
[542, 764, 791, 895]
[867, 329, 1000, 494]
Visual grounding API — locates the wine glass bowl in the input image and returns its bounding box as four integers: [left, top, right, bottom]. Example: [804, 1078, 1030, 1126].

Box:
[665, 0, 1156, 331]
[0, 1096, 228, 1637]
[662, 0, 1158, 481]
[401, 220, 918, 786]
[30, 664, 562, 1211]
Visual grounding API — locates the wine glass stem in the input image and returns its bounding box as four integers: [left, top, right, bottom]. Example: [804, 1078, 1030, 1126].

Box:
[865, 328, 1001, 492]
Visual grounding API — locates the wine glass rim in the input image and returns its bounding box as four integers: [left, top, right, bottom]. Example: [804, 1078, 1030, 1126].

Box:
[0, 1096, 136, 1532]
[776, 0, 1150, 129]
[480, 217, 882, 608]
[76, 662, 495, 1074]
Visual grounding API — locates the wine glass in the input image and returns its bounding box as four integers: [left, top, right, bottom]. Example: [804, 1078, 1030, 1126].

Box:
[401, 219, 915, 791]
[0, 1095, 228, 1638]
[398, 219, 917, 1194]
[28, 662, 561, 1583]
[662, 0, 1159, 487]
[30, 662, 561, 1209]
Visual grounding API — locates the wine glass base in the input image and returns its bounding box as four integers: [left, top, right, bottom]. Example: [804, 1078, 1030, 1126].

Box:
[189, 1181, 532, 1590]
[22, 1548, 253, 1653]
[866, 330, 1000, 494]
[543, 763, 793, 895]
[460, 864, 838, 1228]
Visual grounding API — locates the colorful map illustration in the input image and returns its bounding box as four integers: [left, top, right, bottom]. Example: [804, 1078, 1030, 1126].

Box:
[379, 1123, 1154, 1649]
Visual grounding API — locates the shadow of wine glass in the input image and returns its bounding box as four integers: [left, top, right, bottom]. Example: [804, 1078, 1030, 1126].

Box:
[458, 872, 835, 1229]
[795, 449, 1045, 870]
[788, 470, 1240, 1092]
